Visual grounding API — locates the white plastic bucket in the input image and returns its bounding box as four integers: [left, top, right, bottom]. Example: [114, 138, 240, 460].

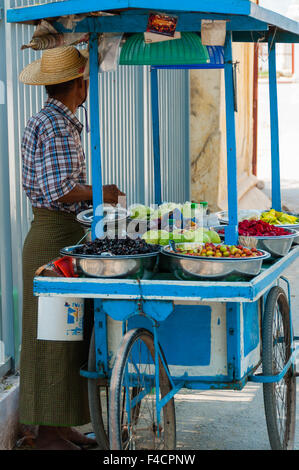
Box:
[37, 297, 84, 341]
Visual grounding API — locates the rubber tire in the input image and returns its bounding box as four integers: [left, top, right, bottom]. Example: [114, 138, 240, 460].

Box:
[88, 327, 109, 449]
[109, 328, 176, 450]
[262, 286, 296, 450]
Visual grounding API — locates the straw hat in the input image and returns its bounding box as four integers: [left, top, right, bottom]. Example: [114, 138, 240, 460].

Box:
[19, 46, 89, 85]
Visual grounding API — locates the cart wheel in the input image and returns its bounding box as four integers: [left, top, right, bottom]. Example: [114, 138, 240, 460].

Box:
[262, 286, 296, 450]
[88, 327, 109, 449]
[109, 328, 176, 450]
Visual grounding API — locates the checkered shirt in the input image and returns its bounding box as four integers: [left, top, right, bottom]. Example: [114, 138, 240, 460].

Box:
[21, 98, 89, 215]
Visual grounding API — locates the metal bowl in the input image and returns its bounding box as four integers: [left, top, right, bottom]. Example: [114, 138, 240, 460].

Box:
[212, 226, 298, 258]
[291, 230, 299, 245]
[279, 226, 299, 245]
[161, 244, 271, 280]
[238, 229, 298, 257]
[60, 245, 159, 279]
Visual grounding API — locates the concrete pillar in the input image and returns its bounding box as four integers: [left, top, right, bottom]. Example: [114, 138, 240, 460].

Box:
[190, 0, 272, 212]
[190, 41, 271, 212]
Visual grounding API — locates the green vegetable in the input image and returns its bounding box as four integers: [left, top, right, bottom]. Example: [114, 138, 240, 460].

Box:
[206, 230, 221, 244]
[181, 230, 195, 242]
[202, 233, 211, 243]
[261, 209, 299, 225]
[158, 230, 170, 245]
[142, 229, 170, 245]
[130, 205, 153, 220]
[193, 228, 204, 243]
[172, 229, 184, 243]
[142, 230, 159, 244]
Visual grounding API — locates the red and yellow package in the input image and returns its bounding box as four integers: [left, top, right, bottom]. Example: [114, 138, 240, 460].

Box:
[146, 13, 178, 37]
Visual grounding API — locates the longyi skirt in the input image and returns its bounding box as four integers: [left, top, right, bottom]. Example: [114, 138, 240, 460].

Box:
[20, 207, 92, 426]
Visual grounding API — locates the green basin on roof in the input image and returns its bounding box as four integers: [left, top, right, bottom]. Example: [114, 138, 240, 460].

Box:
[119, 32, 210, 66]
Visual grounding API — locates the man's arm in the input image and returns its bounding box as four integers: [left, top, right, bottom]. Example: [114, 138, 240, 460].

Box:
[58, 184, 125, 205]
[57, 184, 92, 203]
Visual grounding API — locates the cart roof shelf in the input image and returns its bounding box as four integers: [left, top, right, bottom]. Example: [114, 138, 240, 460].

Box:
[6, 0, 299, 43]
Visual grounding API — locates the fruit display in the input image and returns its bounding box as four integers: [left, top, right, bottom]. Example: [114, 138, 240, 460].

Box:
[260, 209, 299, 225]
[238, 220, 291, 237]
[218, 219, 292, 237]
[130, 201, 205, 230]
[73, 236, 160, 256]
[142, 227, 221, 246]
[218, 209, 299, 227]
[170, 242, 264, 258]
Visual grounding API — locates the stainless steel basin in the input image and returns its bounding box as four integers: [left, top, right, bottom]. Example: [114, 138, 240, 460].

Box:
[60, 245, 159, 279]
[161, 244, 270, 280]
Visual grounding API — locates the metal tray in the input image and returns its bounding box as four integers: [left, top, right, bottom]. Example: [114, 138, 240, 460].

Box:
[216, 210, 261, 225]
[161, 244, 270, 280]
[60, 245, 159, 279]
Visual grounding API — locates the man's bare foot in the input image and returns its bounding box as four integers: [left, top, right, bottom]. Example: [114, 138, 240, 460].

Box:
[35, 438, 82, 450]
[35, 426, 82, 450]
[58, 427, 97, 446]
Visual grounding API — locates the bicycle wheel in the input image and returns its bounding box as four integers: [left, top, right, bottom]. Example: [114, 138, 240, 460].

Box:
[88, 327, 109, 449]
[262, 286, 296, 450]
[109, 328, 176, 450]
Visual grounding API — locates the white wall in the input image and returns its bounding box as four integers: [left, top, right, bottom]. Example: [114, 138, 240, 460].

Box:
[259, 0, 298, 15]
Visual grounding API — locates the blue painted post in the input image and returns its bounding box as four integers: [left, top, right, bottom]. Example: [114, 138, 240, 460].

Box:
[268, 38, 282, 211]
[223, 31, 239, 245]
[153, 323, 161, 434]
[94, 299, 108, 375]
[89, 33, 104, 240]
[150, 67, 162, 205]
[226, 303, 241, 380]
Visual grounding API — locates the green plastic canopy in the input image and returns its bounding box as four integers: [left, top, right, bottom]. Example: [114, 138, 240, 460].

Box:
[119, 32, 210, 66]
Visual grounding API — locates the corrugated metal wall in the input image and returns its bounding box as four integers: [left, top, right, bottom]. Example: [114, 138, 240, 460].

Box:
[0, 0, 190, 372]
[97, 65, 190, 204]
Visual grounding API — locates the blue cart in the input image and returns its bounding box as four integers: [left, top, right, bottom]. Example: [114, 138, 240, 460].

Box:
[7, 0, 299, 450]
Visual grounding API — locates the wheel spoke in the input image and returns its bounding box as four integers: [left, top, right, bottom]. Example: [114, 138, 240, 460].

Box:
[263, 288, 296, 450]
[109, 329, 175, 450]
[88, 328, 109, 449]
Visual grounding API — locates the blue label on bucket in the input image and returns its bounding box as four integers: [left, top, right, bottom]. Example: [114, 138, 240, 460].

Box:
[67, 306, 79, 324]
[64, 302, 83, 336]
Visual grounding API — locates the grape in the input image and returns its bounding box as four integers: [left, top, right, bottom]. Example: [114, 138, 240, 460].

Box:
[74, 236, 159, 256]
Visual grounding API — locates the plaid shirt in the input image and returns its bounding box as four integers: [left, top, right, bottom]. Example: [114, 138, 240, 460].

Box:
[21, 98, 89, 215]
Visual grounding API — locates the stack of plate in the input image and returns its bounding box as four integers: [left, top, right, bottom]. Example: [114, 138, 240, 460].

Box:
[76, 206, 129, 240]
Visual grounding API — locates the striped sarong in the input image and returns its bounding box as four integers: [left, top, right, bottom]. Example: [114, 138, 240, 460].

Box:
[20, 207, 92, 426]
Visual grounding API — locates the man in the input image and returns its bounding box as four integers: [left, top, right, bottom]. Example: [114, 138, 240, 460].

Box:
[19, 46, 124, 450]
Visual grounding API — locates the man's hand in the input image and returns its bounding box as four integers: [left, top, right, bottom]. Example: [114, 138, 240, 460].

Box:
[103, 184, 126, 205]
